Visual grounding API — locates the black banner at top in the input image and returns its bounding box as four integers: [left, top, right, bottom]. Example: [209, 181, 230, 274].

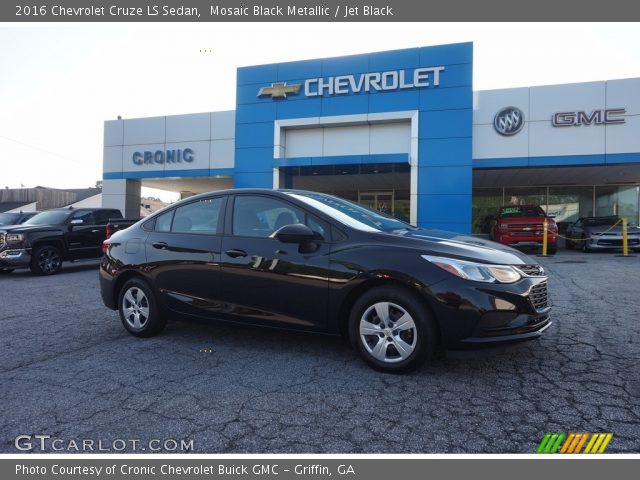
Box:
[3, 0, 640, 22]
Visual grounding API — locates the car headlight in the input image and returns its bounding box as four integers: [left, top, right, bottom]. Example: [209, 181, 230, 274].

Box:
[6, 233, 24, 243]
[421, 255, 521, 283]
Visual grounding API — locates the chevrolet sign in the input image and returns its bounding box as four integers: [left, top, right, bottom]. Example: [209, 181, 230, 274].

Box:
[257, 66, 445, 99]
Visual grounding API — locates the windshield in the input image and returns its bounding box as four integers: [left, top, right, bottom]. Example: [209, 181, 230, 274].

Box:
[0, 213, 19, 225]
[584, 217, 620, 227]
[499, 206, 545, 218]
[288, 192, 414, 232]
[24, 210, 71, 225]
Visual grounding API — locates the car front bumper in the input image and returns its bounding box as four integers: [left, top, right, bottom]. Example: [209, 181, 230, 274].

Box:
[0, 248, 31, 268]
[586, 235, 640, 250]
[425, 275, 552, 348]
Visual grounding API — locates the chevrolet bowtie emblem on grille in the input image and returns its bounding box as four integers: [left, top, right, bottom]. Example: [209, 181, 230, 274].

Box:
[257, 82, 301, 99]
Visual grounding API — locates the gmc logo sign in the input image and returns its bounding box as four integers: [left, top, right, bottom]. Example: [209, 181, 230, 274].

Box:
[552, 108, 626, 127]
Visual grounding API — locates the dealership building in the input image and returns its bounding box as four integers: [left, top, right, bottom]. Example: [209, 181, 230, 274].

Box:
[102, 42, 640, 233]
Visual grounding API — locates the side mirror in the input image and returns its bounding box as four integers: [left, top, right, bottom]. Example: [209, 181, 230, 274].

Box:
[272, 223, 316, 244]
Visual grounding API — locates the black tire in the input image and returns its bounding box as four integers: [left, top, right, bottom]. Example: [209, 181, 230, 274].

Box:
[0, 268, 15, 274]
[30, 245, 63, 275]
[118, 277, 166, 337]
[548, 246, 557, 255]
[349, 286, 437, 373]
[565, 238, 574, 250]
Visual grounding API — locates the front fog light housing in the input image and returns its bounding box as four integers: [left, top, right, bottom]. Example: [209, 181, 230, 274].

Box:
[421, 255, 521, 284]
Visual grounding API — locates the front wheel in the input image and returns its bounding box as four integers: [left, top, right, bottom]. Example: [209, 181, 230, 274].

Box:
[118, 278, 166, 337]
[581, 236, 591, 253]
[349, 286, 437, 373]
[0, 268, 14, 274]
[30, 245, 62, 275]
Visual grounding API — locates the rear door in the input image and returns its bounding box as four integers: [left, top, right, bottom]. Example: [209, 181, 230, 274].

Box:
[144, 196, 227, 317]
[218, 194, 331, 330]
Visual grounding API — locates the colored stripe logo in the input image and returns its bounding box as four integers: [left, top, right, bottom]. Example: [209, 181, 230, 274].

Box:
[537, 433, 613, 453]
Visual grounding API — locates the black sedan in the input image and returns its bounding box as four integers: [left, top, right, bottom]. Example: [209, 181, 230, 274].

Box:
[100, 189, 551, 373]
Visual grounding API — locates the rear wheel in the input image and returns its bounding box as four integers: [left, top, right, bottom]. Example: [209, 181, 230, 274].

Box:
[349, 286, 437, 373]
[118, 278, 166, 337]
[30, 245, 62, 275]
[548, 246, 557, 255]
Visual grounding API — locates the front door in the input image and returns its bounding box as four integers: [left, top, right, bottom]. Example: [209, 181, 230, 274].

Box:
[67, 210, 100, 258]
[219, 194, 330, 330]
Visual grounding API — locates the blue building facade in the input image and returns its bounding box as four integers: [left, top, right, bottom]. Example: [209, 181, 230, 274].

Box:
[234, 42, 473, 232]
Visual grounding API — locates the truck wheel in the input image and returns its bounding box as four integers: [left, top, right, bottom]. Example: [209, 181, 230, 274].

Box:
[349, 286, 437, 373]
[118, 278, 166, 337]
[30, 245, 63, 275]
[0, 268, 14, 274]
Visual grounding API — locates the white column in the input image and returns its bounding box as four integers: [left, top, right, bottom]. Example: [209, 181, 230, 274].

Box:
[101, 179, 141, 218]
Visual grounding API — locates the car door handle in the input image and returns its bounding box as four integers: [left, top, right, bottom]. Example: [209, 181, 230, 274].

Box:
[152, 241, 168, 250]
[225, 249, 247, 258]
[91, 229, 100, 233]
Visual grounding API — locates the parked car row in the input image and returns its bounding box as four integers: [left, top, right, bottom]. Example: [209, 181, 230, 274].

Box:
[485, 206, 639, 254]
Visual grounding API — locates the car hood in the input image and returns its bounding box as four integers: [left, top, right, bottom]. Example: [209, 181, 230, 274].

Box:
[375, 228, 537, 265]
[0, 224, 59, 233]
[585, 225, 640, 234]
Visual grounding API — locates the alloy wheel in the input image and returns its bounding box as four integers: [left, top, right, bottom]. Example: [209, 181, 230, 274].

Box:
[37, 247, 61, 274]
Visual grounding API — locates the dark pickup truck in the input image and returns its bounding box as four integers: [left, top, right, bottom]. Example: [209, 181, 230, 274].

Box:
[0, 207, 123, 275]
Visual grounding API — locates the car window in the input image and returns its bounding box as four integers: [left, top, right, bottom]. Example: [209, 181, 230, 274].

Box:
[233, 196, 304, 238]
[499, 206, 546, 218]
[155, 210, 174, 232]
[171, 198, 224, 234]
[93, 210, 113, 225]
[306, 214, 328, 239]
[71, 210, 96, 226]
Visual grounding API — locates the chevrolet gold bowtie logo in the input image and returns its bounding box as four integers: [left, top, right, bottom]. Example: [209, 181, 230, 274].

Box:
[257, 82, 301, 99]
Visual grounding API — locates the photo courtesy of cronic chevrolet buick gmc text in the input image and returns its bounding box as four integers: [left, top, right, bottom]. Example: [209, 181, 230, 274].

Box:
[100, 189, 552, 373]
[0, 207, 123, 275]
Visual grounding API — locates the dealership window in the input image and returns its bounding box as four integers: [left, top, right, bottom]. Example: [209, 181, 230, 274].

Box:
[547, 186, 594, 233]
[503, 187, 547, 209]
[595, 185, 639, 224]
[472, 188, 503, 234]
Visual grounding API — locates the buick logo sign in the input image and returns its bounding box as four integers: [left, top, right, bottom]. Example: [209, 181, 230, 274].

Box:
[494, 107, 525, 136]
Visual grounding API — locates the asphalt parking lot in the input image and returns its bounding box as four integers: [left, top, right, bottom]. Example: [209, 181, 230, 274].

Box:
[1, 251, 639, 453]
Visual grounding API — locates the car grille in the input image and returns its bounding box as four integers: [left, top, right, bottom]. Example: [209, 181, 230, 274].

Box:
[0, 233, 5, 249]
[529, 281, 550, 311]
[517, 264, 545, 276]
[508, 224, 543, 235]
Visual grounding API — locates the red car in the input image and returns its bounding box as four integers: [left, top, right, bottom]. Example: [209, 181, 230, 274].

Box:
[490, 205, 558, 254]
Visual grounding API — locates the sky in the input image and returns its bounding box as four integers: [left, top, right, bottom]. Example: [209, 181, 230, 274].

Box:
[0, 22, 639, 201]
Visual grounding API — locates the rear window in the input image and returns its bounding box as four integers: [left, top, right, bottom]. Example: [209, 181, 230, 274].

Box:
[499, 206, 545, 218]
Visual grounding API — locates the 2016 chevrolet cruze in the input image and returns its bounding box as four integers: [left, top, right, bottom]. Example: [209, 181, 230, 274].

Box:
[100, 189, 551, 373]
